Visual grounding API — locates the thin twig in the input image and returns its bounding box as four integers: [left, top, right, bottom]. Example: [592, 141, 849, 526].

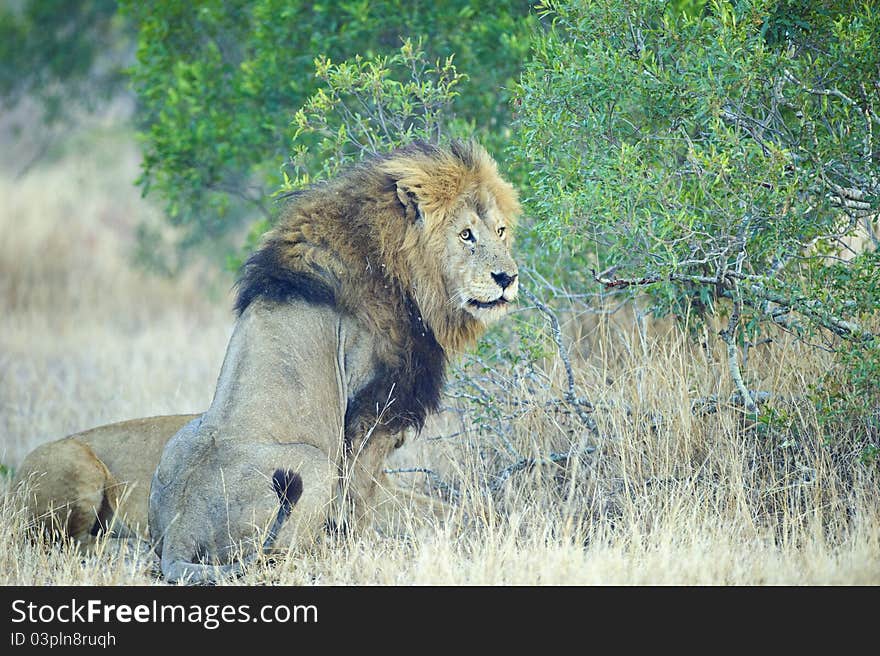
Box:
[488, 446, 596, 493]
[718, 285, 757, 414]
[520, 286, 598, 433]
[383, 467, 459, 501]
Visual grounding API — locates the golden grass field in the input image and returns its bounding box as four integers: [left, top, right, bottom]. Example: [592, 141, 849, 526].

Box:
[1, 116, 878, 585]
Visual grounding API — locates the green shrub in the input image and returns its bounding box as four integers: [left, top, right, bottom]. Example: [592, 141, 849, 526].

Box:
[120, 0, 536, 258]
[513, 0, 879, 440]
[0, 0, 129, 124]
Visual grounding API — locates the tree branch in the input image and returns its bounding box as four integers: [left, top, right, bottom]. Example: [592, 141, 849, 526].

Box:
[520, 286, 598, 433]
[384, 467, 459, 501]
[488, 448, 591, 493]
[593, 266, 876, 343]
[784, 69, 880, 127]
[718, 290, 757, 414]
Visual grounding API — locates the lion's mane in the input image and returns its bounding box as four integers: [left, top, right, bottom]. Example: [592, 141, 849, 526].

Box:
[234, 140, 519, 437]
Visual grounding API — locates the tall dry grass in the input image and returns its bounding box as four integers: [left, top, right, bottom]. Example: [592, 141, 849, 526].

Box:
[1, 119, 877, 585]
[0, 117, 231, 468]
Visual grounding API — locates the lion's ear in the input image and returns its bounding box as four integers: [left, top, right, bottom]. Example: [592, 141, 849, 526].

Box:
[395, 182, 425, 225]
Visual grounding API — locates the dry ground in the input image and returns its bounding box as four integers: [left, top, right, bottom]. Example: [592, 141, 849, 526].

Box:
[1, 117, 878, 585]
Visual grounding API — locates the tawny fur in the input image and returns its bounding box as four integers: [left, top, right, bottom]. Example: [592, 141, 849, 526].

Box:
[14, 141, 520, 580]
[14, 415, 199, 545]
[151, 140, 520, 583]
[247, 140, 520, 360]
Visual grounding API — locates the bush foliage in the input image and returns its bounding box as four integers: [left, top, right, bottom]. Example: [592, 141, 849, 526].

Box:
[0, 0, 129, 124]
[514, 0, 879, 445]
[119, 0, 535, 251]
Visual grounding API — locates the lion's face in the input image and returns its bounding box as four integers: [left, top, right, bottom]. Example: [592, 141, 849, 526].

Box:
[383, 141, 521, 347]
[441, 193, 518, 325]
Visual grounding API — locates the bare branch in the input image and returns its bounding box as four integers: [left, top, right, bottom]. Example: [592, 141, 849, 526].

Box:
[718, 321, 757, 414]
[488, 446, 596, 494]
[520, 286, 597, 433]
[691, 390, 772, 416]
[784, 69, 880, 127]
[593, 265, 875, 344]
[383, 467, 459, 499]
[593, 268, 726, 289]
[205, 182, 272, 221]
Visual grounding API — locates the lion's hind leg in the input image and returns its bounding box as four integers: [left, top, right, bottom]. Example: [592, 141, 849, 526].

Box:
[14, 438, 133, 547]
[156, 443, 334, 585]
[160, 468, 307, 585]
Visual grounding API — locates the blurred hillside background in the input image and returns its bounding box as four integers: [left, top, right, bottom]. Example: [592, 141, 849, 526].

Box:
[1, 0, 878, 583]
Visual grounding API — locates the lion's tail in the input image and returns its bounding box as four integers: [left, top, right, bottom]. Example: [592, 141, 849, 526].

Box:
[162, 469, 303, 585]
[263, 469, 304, 550]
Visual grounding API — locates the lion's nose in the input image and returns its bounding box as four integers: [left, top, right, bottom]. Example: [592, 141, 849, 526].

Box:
[492, 271, 517, 290]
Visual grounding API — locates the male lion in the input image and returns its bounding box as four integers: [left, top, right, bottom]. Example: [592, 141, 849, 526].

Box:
[12, 141, 518, 578]
[150, 140, 520, 583]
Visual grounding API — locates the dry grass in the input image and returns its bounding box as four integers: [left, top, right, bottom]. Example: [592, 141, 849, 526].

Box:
[1, 119, 878, 585]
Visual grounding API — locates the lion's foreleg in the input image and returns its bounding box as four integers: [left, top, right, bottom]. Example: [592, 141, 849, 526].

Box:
[367, 477, 456, 537]
[342, 431, 455, 536]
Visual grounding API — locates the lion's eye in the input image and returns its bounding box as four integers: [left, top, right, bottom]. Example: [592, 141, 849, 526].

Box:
[497, 226, 506, 238]
[459, 228, 474, 242]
